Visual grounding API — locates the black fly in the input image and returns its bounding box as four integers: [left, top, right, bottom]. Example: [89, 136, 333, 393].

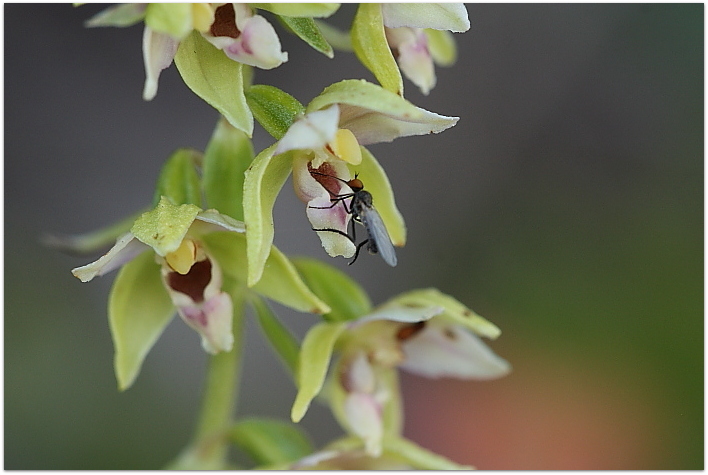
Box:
[309, 170, 397, 267]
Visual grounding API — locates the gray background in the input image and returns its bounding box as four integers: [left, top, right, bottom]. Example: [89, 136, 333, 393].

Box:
[5, 4, 703, 469]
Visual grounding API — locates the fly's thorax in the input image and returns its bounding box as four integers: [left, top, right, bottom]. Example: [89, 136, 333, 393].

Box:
[352, 190, 374, 215]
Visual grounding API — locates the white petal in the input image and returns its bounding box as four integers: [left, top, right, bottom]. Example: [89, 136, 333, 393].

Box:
[142, 26, 179, 101]
[338, 105, 457, 146]
[275, 105, 340, 155]
[71, 232, 147, 282]
[400, 324, 511, 379]
[381, 3, 470, 32]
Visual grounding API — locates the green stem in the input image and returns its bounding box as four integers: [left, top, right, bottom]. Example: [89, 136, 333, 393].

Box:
[186, 284, 247, 468]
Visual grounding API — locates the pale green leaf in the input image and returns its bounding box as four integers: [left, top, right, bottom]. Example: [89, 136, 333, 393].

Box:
[145, 3, 192, 39]
[250, 296, 300, 376]
[250, 3, 340, 18]
[426, 28, 457, 66]
[291, 321, 347, 422]
[277, 15, 333, 58]
[174, 31, 253, 136]
[203, 118, 254, 221]
[292, 257, 372, 322]
[356, 146, 406, 247]
[390, 288, 501, 339]
[229, 417, 314, 466]
[313, 19, 352, 52]
[201, 232, 330, 314]
[153, 148, 203, 207]
[245, 85, 305, 140]
[242, 145, 293, 286]
[131, 197, 201, 256]
[109, 250, 174, 390]
[351, 3, 403, 96]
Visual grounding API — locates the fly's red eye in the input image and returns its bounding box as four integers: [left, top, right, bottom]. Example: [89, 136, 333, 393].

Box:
[348, 178, 364, 191]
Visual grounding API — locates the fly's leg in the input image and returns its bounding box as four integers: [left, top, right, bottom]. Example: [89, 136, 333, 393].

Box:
[311, 227, 355, 243]
[350, 239, 370, 265]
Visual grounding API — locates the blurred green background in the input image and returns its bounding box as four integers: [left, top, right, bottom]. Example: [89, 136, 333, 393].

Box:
[5, 4, 702, 469]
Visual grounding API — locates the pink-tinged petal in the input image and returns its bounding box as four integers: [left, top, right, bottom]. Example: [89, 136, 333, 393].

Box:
[142, 26, 179, 101]
[381, 3, 470, 32]
[162, 251, 234, 353]
[177, 291, 234, 353]
[72, 232, 148, 282]
[292, 157, 356, 258]
[399, 323, 511, 379]
[203, 3, 287, 69]
[344, 392, 383, 457]
[386, 27, 436, 95]
[274, 106, 339, 157]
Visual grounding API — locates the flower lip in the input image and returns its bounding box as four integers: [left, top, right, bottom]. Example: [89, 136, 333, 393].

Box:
[210, 3, 240, 38]
[167, 258, 212, 302]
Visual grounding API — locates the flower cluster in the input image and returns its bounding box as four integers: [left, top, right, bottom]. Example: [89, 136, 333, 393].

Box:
[60, 3, 510, 470]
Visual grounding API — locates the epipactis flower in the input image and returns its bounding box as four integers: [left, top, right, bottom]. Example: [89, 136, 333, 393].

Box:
[71, 197, 329, 390]
[142, 3, 288, 101]
[244, 79, 459, 286]
[72, 197, 245, 355]
[290, 288, 510, 456]
[352, 3, 469, 95]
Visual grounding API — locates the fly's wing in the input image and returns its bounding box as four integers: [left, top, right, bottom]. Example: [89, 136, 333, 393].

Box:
[360, 206, 398, 267]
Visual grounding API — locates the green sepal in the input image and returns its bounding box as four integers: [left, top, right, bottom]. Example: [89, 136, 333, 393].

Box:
[175, 31, 253, 137]
[250, 3, 340, 18]
[153, 148, 203, 208]
[84, 3, 146, 28]
[382, 436, 473, 470]
[42, 208, 148, 255]
[389, 288, 502, 339]
[203, 118, 254, 221]
[291, 321, 347, 422]
[242, 145, 293, 286]
[351, 3, 403, 96]
[145, 3, 192, 39]
[250, 296, 300, 376]
[201, 231, 330, 314]
[245, 85, 305, 140]
[131, 197, 201, 256]
[277, 15, 333, 58]
[357, 147, 406, 247]
[291, 257, 372, 322]
[108, 250, 175, 390]
[229, 417, 314, 466]
[426, 28, 457, 67]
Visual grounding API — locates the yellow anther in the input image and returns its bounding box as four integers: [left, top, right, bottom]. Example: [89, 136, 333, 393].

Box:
[191, 3, 216, 32]
[330, 128, 362, 165]
[165, 239, 197, 275]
